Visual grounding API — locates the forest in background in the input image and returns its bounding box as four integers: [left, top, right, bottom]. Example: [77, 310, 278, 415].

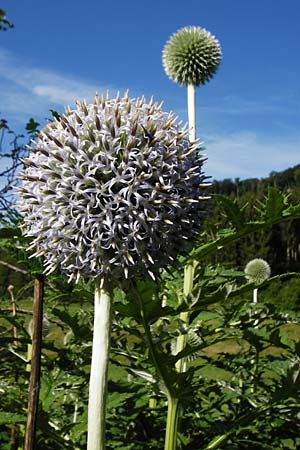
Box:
[211, 164, 300, 272]
[203, 164, 300, 310]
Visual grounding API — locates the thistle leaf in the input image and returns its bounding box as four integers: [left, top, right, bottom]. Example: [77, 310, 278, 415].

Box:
[262, 187, 287, 221]
[214, 194, 247, 230]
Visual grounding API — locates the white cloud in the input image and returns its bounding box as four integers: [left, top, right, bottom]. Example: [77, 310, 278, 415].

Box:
[0, 48, 299, 182]
[203, 130, 300, 180]
[0, 48, 115, 122]
[32, 84, 87, 105]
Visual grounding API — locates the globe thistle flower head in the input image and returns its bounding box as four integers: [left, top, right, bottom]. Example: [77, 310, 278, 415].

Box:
[244, 258, 271, 285]
[18, 92, 208, 284]
[28, 314, 51, 338]
[162, 26, 222, 86]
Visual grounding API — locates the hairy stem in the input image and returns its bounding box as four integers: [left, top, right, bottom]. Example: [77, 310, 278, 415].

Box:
[87, 279, 112, 450]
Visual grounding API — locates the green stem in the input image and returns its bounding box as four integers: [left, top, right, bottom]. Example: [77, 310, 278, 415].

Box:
[131, 284, 179, 449]
[202, 404, 271, 450]
[166, 261, 196, 449]
[164, 395, 180, 450]
[175, 262, 196, 372]
[202, 432, 231, 450]
[26, 344, 32, 372]
[133, 284, 174, 396]
[87, 278, 112, 450]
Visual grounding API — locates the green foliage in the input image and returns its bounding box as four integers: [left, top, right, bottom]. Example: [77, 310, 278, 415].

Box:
[213, 194, 247, 231]
[209, 165, 300, 276]
[111, 278, 300, 449]
[25, 118, 40, 134]
[189, 188, 300, 266]
[0, 227, 21, 239]
[0, 9, 13, 31]
[0, 185, 300, 448]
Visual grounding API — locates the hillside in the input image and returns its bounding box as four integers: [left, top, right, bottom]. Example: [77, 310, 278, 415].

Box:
[205, 164, 300, 274]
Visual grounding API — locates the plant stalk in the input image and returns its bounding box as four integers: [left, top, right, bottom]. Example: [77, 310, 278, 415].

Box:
[164, 395, 180, 450]
[87, 278, 112, 450]
[165, 82, 198, 450]
[187, 83, 196, 141]
[131, 284, 179, 450]
[165, 261, 196, 450]
[175, 262, 196, 373]
[179, 82, 196, 368]
[253, 287, 258, 303]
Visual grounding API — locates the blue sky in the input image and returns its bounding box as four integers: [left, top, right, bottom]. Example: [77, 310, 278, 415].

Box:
[1, 0, 300, 180]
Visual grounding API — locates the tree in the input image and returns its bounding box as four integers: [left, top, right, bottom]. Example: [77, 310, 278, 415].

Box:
[0, 9, 13, 31]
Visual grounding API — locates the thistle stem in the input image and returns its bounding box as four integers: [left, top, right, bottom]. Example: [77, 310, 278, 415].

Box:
[187, 83, 196, 141]
[87, 279, 112, 450]
[167, 81, 197, 449]
[166, 261, 195, 450]
[131, 284, 178, 450]
[175, 262, 196, 372]
[164, 395, 180, 450]
[253, 287, 258, 304]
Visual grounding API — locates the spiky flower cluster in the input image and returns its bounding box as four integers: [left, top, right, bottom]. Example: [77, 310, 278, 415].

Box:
[244, 258, 271, 285]
[162, 26, 222, 86]
[18, 93, 208, 283]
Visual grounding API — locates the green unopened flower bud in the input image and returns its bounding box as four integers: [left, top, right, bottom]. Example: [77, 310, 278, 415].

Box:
[162, 26, 222, 86]
[244, 259, 271, 285]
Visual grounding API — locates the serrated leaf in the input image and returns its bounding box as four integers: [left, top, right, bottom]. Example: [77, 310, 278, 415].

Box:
[107, 391, 131, 409]
[263, 187, 286, 220]
[113, 301, 140, 320]
[272, 361, 300, 401]
[0, 411, 26, 424]
[126, 279, 162, 322]
[51, 308, 91, 340]
[214, 194, 247, 230]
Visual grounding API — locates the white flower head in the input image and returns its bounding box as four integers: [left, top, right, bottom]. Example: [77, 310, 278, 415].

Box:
[18, 92, 209, 283]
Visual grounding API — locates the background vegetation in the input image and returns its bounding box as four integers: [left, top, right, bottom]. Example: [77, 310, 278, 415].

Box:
[0, 154, 300, 449]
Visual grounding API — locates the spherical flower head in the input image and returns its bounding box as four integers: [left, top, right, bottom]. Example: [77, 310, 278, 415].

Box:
[18, 92, 208, 283]
[244, 258, 271, 285]
[162, 26, 222, 86]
